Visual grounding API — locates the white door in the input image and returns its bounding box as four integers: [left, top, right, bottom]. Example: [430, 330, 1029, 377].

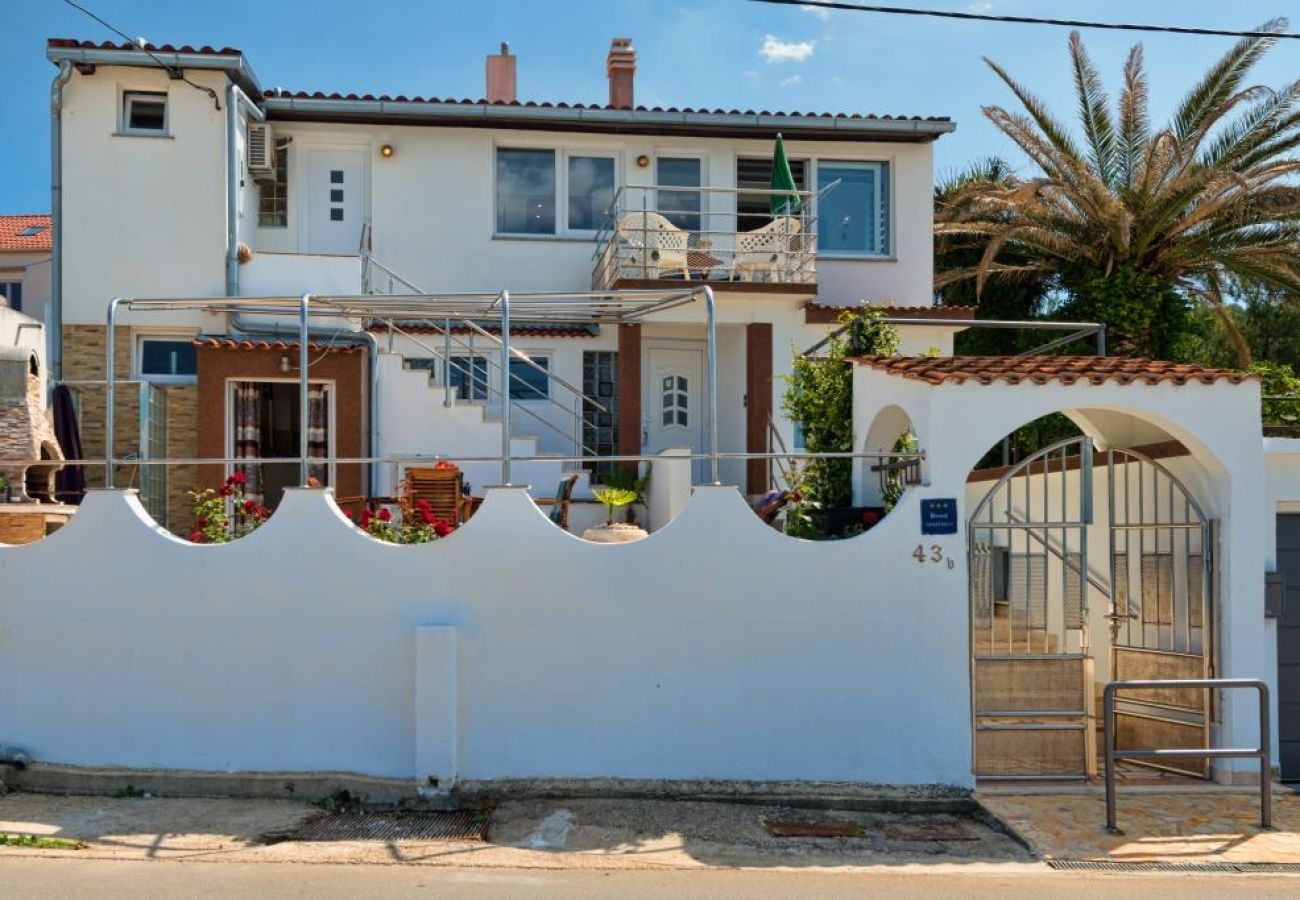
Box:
[644, 345, 704, 481]
[306, 149, 365, 254]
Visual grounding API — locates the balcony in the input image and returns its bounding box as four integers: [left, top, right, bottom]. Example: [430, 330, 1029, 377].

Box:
[592, 184, 819, 297]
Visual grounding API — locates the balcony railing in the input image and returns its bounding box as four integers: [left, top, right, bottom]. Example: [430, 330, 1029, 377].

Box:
[591, 184, 822, 291]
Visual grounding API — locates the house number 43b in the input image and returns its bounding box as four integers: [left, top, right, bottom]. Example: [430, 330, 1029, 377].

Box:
[914, 544, 956, 568]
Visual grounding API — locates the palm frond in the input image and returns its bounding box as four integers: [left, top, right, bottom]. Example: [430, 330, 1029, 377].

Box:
[1069, 31, 1119, 189]
[1170, 19, 1284, 143]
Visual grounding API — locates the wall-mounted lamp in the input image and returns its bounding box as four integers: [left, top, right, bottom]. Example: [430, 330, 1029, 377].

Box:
[279, 356, 291, 373]
[635, 154, 650, 168]
[379, 144, 395, 159]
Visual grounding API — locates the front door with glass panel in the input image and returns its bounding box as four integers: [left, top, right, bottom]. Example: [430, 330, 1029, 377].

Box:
[307, 149, 365, 254]
[644, 345, 704, 481]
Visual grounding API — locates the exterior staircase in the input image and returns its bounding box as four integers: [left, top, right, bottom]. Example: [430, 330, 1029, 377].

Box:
[374, 353, 592, 500]
[973, 602, 1062, 655]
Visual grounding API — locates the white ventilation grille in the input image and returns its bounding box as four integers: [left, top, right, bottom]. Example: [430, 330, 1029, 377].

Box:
[247, 123, 276, 182]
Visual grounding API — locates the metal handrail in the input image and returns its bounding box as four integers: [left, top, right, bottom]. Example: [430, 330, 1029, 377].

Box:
[1103, 678, 1272, 834]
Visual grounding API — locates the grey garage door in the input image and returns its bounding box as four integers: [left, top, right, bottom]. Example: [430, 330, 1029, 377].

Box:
[1276, 515, 1300, 781]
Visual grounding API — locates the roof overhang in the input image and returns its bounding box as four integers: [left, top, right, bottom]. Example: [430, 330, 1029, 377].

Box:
[46, 43, 262, 99]
[261, 95, 956, 143]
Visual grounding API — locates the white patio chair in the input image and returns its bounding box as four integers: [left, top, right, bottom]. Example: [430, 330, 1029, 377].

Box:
[731, 216, 803, 283]
[615, 212, 691, 280]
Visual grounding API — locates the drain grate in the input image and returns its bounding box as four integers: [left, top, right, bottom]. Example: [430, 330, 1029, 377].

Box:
[1048, 859, 1300, 873]
[279, 811, 489, 843]
[764, 819, 863, 838]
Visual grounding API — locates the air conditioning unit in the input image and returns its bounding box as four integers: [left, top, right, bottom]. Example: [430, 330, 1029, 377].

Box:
[247, 123, 276, 183]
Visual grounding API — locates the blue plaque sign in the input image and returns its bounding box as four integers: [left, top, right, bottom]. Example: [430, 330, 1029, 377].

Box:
[921, 498, 958, 535]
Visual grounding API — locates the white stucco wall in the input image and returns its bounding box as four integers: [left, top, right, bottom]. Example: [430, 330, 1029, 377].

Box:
[0, 484, 972, 788]
[855, 368, 1268, 776]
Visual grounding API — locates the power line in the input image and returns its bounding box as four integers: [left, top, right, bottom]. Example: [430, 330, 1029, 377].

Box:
[58, 0, 222, 109]
[749, 0, 1300, 40]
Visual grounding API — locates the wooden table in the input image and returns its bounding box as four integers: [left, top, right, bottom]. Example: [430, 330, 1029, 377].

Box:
[0, 503, 77, 545]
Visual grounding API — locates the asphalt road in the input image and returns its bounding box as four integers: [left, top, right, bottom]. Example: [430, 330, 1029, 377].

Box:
[1, 858, 1298, 899]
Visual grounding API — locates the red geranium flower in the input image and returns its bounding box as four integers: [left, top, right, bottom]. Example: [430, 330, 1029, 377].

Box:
[432, 519, 453, 538]
[229, 472, 247, 485]
[257, 507, 271, 518]
[195, 516, 208, 528]
[378, 508, 392, 522]
[218, 485, 234, 497]
[861, 510, 880, 526]
[243, 499, 257, 513]
[187, 530, 203, 543]
[360, 511, 372, 529]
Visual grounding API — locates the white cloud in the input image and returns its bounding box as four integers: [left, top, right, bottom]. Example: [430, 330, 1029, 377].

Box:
[781, 74, 803, 87]
[801, 4, 831, 20]
[760, 35, 816, 64]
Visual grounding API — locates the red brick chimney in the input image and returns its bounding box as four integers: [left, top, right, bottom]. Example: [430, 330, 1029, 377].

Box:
[486, 42, 516, 104]
[606, 38, 636, 109]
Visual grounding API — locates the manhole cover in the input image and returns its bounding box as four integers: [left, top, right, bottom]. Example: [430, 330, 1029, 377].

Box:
[883, 820, 976, 842]
[764, 819, 863, 838]
[277, 811, 489, 843]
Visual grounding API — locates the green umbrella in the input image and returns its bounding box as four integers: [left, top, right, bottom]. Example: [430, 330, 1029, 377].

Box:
[770, 133, 801, 217]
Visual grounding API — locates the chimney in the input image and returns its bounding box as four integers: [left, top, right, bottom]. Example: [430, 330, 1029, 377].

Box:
[486, 42, 516, 104]
[606, 38, 636, 109]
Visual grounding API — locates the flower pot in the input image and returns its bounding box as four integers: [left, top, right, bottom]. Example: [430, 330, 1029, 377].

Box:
[581, 522, 648, 544]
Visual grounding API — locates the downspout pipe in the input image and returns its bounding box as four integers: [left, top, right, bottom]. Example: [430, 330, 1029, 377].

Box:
[49, 60, 72, 390]
[226, 83, 265, 297]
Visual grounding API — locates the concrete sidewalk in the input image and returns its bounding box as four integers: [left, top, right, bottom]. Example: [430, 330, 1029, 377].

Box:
[979, 788, 1300, 865]
[0, 792, 1032, 871]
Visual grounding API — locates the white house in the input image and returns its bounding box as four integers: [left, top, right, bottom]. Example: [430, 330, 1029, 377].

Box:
[6, 33, 1295, 795]
[0, 215, 52, 325]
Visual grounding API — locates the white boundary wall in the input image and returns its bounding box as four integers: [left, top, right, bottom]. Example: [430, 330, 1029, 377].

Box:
[0, 484, 972, 788]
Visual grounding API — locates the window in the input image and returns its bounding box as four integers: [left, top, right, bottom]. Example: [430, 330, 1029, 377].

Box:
[17, 225, 46, 237]
[407, 355, 550, 401]
[122, 91, 168, 135]
[567, 155, 616, 231]
[656, 157, 702, 231]
[496, 149, 556, 234]
[138, 338, 197, 382]
[661, 373, 689, 428]
[258, 140, 289, 228]
[816, 161, 890, 256]
[495, 149, 616, 235]
[582, 351, 619, 477]
[0, 282, 22, 314]
[736, 156, 807, 232]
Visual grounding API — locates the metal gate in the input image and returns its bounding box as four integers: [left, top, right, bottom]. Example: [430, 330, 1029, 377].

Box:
[1275, 514, 1300, 781]
[1106, 448, 1214, 777]
[969, 437, 1098, 779]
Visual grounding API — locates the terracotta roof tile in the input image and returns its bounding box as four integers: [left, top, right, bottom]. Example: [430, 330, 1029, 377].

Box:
[0, 215, 52, 252]
[368, 322, 598, 339]
[47, 38, 242, 56]
[193, 338, 365, 355]
[264, 88, 950, 123]
[851, 355, 1254, 387]
[805, 303, 975, 324]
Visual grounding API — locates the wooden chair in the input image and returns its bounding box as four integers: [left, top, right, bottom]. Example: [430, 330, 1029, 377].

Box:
[535, 473, 580, 531]
[403, 466, 467, 525]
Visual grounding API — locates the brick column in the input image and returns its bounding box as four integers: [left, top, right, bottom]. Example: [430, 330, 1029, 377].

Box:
[746, 323, 773, 494]
[617, 324, 641, 474]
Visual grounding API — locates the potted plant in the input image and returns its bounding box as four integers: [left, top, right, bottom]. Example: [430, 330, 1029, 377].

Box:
[582, 487, 648, 543]
[0, 473, 9, 504]
[781, 307, 900, 539]
[601, 463, 651, 525]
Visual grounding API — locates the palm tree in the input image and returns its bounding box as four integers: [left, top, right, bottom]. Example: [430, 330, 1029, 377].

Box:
[935, 21, 1300, 365]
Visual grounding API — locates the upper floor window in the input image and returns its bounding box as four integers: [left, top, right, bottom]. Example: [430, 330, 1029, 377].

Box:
[656, 157, 702, 232]
[122, 91, 168, 136]
[258, 140, 290, 228]
[137, 337, 197, 383]
[736, 156, 807, 232]
[496, 148, 616, 236]
[816, 161, 890, 256]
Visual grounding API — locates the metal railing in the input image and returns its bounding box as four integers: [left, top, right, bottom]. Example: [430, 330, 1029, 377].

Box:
[591, 184, 823, 290]
[1103, 678, 1272, 834]
[1262, 395, 1300, 436]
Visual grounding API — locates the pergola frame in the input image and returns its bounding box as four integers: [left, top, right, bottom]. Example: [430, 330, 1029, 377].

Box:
[105, 286, 717, 489]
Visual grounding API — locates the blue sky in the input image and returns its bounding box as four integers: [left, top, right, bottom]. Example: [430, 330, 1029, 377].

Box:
[2, 0, 1297, 212]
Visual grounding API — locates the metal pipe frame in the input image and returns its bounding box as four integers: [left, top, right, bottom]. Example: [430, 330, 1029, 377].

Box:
[298, 294, 311, 485]
[499, 289, 511, 486]
[1103, 678, 1272, 834]
[704, 284, 718, 483]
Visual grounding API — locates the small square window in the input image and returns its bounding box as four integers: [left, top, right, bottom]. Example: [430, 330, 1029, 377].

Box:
[330, 208, 344, 222]
[138, 338, 197, 382]
[123, 91, 168, 134]
[330, 189, 344, 202]
[330, 170, 344, 184]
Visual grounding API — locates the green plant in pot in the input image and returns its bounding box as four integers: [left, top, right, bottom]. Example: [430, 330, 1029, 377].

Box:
[601, 463, 651, 524]
[781, 307, 900, 539]
[592, 487, 638, 525]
